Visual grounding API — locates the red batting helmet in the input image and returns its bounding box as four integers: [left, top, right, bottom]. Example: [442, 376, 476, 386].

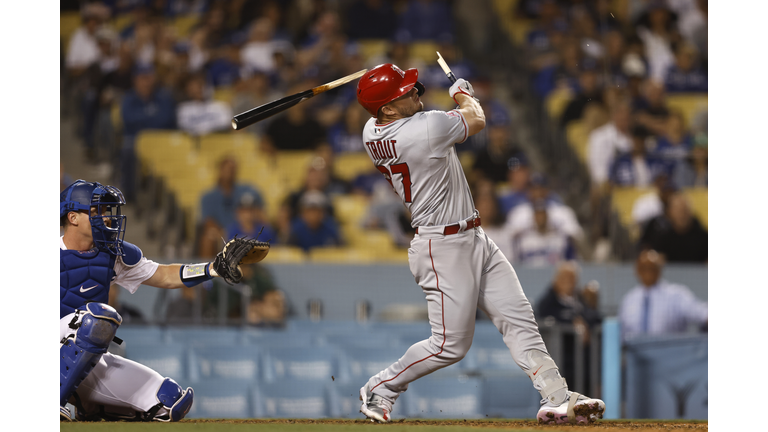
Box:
[356, 63, 426, 116]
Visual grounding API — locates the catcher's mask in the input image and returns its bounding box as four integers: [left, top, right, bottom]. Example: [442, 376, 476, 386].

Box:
[60, 179, 127, 256]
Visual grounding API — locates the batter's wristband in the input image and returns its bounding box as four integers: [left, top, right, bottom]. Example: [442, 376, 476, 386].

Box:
[180, 263, 214, 287]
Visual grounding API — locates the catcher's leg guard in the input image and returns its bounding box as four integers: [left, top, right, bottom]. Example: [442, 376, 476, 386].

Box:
[147, 378, 194, 422]
[60, 304, 122, 410]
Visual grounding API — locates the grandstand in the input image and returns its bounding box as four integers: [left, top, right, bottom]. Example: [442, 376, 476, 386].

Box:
[59, 0, 708, 423]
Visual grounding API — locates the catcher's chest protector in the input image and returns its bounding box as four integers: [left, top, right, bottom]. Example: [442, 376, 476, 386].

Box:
[60, 248, 117, 318]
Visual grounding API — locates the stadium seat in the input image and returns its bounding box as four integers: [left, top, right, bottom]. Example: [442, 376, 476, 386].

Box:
[566, 120, 590, 165]
[683, 187, 708, 229]
[186, 379, 253, 419]
[341, 345, 412, 381]
[545, 86, 574, 120]
[262, 346, 343, 383]
[410, 41, 440, 63]
[481, 371, 541, 419]
[116, 325, 168, 345]
[213, 86, 235, 105]
[165, 327, 245, 349]
[264, 245, 307, 263]
[357, 39, 390, 62]
[333, 152, 375, 181]
[610, 186, 654, 239]
[135, 131, 194, 174]
[173, 14, 201, 38]
[458, 151, 475, 173]
[405, 375, 484, 419]
[275, 151, 316, 191]
[308, 247, 378, 263]
[666, 93, 708, 128]
[60, 12, 81, 54]
[123, 343, 189, 381]
[245, 329, 317, 349]
[254, 380, 333, 418]
[112, 14, 133, 32]
[198, 133, 259, 169]
[332, 195, 370, 226]
[190, 345, 262, 382]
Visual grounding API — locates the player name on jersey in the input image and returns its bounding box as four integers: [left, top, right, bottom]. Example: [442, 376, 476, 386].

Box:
[364, 139, 398, 163]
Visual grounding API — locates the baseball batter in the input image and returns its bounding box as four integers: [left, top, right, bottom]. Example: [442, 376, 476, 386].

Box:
[355, 64, 605, 424]
[59, 180, 243, 422]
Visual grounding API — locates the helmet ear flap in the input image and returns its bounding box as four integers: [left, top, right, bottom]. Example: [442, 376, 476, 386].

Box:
[415, 81, 425, 97]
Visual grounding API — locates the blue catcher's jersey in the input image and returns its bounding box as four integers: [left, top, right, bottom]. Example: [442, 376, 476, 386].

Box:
[60, 241, 143, 318]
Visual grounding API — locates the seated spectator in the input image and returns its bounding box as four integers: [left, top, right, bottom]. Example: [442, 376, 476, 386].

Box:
[653, 110, 693, 164]
[288, 191, 342, 252]
[631, 173, 678, 228]
[470, 123, 520, 186]
[664, 42, 707, 93]
[506, 175, 579, 240]
[587, 101, 632, 190]
[619, 250, 707, 342]
[205, 40, 242, 88]
[509, 199, 577, 266]
[227, 191, 278, 244]
[66, 3, 110, 77]
[120, 64, 176, 200]
[261, 83, 327, 154]
[326, 103, 368, 153]
[176, 73, 233, 136]
[501, 171, 563, 217]
[108, 285, 146, 325]
[609, 125, 673, 187]
[633, 80, 670, 136]
[345, 0, 398, 40]
[638, 192, 707, 262]
[560, 62, 603, 127]
[672, 135, 707, 188]
[362, 180, 415, 248]
[497, 154, 532, 215]
[198, 156, 264, 258]
[240, 17, 282, 74]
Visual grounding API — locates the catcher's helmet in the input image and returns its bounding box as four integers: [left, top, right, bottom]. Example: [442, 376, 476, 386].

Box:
[356, 63, 425, 116]
[60, 179, 127, 256]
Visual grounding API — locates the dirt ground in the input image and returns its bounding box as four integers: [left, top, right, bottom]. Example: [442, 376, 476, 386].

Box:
[180, 419, 709, 431]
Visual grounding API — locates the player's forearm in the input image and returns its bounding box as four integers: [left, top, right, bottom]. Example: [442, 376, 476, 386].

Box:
[145, 263, 217, 289]
[455, 93, 486, 136]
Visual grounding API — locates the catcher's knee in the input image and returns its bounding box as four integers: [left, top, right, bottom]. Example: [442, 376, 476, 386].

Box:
[60, 303, 122, 407]
[151, 378, 194, 422]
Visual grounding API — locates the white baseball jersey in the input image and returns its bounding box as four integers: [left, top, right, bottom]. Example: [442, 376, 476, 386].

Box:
[362, 110, 475, 227]
[359, 107, 561, 413]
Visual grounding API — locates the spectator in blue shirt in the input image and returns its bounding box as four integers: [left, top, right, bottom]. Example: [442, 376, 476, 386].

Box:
[619, 249, 707, 342]
[226, 190, 278, 245]
[664, 43, 707, 93]
[288, 191, 342, 252]
[119, 64, 176, 200]
[653, 110, 693, 165]
[609, 126, 673, 187]
[197, 156, 264, 257]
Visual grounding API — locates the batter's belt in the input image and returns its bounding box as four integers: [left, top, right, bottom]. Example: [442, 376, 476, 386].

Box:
[415, 216, 482, 235]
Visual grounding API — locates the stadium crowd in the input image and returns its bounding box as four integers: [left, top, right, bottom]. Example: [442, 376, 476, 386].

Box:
[60, 0, 707, 272]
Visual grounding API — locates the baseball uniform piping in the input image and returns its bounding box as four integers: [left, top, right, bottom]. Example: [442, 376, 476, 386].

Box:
[371, 239, 446, 393]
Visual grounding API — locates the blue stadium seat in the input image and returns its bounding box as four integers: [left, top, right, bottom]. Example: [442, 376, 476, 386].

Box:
[186, 379, 253, 419]
[245, 329, 317, 349]
[165, 326, 245, 348]
[481, 372, 541, 419]
[115, 325, 168, 345]
[189, 345, 262, 382]
[123, 342, 189, 381]
[262, 346, 343, 383]
[254, 380, 333, 418]
[404, 375, 484, 419]
[341, 345, 410, 382]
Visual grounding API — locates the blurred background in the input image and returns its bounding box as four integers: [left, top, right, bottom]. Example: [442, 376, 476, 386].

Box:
[59, 0, 707, 421]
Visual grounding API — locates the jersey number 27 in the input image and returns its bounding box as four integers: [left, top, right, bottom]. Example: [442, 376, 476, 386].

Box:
[377, 163, 412, 203]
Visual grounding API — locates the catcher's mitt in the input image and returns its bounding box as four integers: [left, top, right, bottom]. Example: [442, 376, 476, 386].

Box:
[213, 235, 270, 285]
